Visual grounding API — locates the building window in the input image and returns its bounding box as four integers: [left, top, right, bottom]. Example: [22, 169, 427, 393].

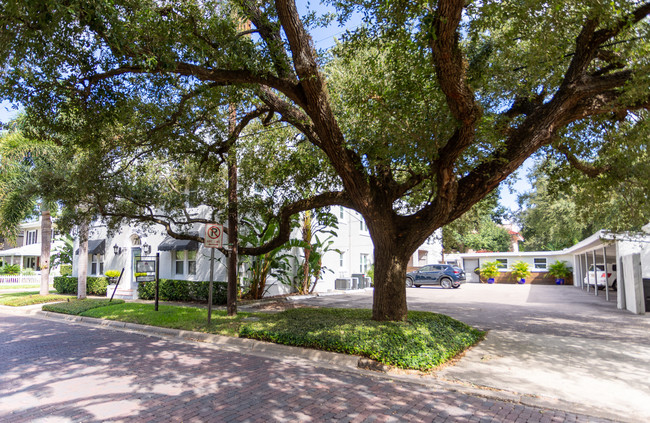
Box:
[339, 206, 344, 219]
[188, 250, 197, 275]
[174, 250, 184, 275]
[359, 214, 368, 232]
[534, 258, 547, 269]
[23, 257, 37, 270]
[90, 255, 104, 275]
[25, 230, 38, 245]
[339, 252, 344, 268]
[496, 259, 507, 269]
[360, 254, 369, 273]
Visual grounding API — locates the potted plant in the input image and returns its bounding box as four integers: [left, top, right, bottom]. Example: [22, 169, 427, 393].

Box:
[511, 261, 532, 284]
[547, 260, 571, 285]
[480, 261, 500, 284]
[105, 269, 121, 284]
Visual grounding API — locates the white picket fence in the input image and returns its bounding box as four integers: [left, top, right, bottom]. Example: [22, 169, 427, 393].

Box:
[0, 275, 42, 285]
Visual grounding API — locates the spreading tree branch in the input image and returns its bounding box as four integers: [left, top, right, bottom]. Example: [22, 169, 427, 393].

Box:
[239, 0, 296, 81]
[556, 144, 612, 178]
[241, 190, 352, 255]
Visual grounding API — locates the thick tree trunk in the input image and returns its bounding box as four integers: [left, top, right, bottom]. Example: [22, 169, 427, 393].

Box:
[370, 227, 414, 322]
[39, 210, 52, 296]
[77, 220, 89, 299]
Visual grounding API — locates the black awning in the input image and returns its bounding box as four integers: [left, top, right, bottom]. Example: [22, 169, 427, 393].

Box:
[157, 236, 199, 252]
[76, 239, 105, 255]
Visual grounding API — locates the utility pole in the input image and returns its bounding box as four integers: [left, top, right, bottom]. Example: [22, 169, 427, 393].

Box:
[227, 103, 238, 316]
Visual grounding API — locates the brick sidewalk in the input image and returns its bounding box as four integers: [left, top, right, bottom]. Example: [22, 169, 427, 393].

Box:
[0, 313, 613, 423]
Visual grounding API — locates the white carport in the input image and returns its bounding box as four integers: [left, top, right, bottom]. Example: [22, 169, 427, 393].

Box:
[567, 230, 650, 313]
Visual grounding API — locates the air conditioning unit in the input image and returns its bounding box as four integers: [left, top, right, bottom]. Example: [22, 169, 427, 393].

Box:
[351, 274, 365, 289]
[351, 277, 359, 289]
[335, 278, 351, 290]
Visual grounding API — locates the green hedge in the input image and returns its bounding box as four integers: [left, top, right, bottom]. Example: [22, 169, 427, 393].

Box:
[53, 276, 109, 296]
[138, 279, 227, 305]
[59, 265, 72, 277]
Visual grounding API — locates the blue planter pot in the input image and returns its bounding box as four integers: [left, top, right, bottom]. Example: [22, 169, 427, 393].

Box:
[487, 278, 495, 284]
[518, 278, 526, 284]
[555, 278, 565, 285]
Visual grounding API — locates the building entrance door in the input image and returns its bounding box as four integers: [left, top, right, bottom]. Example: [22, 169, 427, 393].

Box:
[131, 247, 141, 287]
[464, 259, 480, 283]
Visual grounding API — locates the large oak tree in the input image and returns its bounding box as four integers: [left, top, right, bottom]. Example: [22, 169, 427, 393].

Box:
[1, 0, 649, 321]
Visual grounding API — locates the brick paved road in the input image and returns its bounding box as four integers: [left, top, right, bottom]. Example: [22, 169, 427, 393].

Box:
[0, 313, 612, 423]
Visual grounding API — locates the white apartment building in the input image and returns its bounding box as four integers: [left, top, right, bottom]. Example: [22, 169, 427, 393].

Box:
[71, 205, 443, 299]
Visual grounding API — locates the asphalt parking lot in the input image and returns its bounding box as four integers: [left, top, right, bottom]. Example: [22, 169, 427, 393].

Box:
[294, 284, 650, 422]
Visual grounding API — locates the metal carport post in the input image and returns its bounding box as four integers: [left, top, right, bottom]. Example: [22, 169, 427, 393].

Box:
[593, 249, 598, 297]
[584, 253, 590, 292]
[574, 255, 581, 288]
[603, 245, 609, 302]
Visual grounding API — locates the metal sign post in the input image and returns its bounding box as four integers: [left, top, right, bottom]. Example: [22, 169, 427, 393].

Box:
[155, 253, 160, 311]
[208, 248, 214, 324]
[204, 224, 222, 325]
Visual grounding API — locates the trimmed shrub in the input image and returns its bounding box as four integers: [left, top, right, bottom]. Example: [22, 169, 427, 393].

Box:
[53, 276, 109, 296]
[59, 265, 72, 277]
[53, 276, 75, 293]
[138, 279, 227, 305]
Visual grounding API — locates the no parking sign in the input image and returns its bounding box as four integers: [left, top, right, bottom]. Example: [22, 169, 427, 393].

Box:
[205, 223, 223, 248]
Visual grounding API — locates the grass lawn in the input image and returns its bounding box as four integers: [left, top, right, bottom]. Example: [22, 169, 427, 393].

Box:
[0, 291, 74, 306]
[42, 299, 125, 315]
[75, 302, 249, 337]
[44, 301, 484, 370]
[0, 284, 47, 290]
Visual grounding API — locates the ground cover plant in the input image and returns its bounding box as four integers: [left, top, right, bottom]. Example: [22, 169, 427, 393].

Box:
[42, 299, 124, 315]
[48, 302, 484, 370]
[241, 308, 484, 370]
[0, 291, 73, 306]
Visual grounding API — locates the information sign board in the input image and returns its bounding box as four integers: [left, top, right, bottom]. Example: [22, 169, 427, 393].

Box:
[136, 260, 156, 273]
[205, 224, 223, 248]
[136, 275, 156, 282]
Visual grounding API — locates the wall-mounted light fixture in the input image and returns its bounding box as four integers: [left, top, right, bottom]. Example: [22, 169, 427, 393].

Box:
[113, 244, 123, 255]
[142, 243, 151, 255]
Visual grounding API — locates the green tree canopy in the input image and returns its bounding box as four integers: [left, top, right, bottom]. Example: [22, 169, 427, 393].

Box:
[517, 141, 650, 251]
[443, 191, 511, 252]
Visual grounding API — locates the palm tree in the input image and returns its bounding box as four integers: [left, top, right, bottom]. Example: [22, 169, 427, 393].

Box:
[0, 125, 58, 295]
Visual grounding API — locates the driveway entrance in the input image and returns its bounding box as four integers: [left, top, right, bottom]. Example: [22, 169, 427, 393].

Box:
[294, 284, 650, 422]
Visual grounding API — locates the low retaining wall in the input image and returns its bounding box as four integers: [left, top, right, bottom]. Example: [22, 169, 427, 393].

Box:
[482, 272, 574, 285]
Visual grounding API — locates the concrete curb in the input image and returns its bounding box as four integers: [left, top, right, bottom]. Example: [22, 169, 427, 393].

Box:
[34, 310, 361, 369]
[1, 304, 628, 423]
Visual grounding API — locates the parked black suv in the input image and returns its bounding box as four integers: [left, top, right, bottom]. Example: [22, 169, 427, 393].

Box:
[406, 264, 466, 289]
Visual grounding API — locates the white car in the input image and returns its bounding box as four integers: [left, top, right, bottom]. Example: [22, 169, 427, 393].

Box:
[583, 264, 617, 290]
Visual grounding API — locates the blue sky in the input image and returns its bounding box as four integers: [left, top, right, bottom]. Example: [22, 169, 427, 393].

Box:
[0, 100, 18, 126]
